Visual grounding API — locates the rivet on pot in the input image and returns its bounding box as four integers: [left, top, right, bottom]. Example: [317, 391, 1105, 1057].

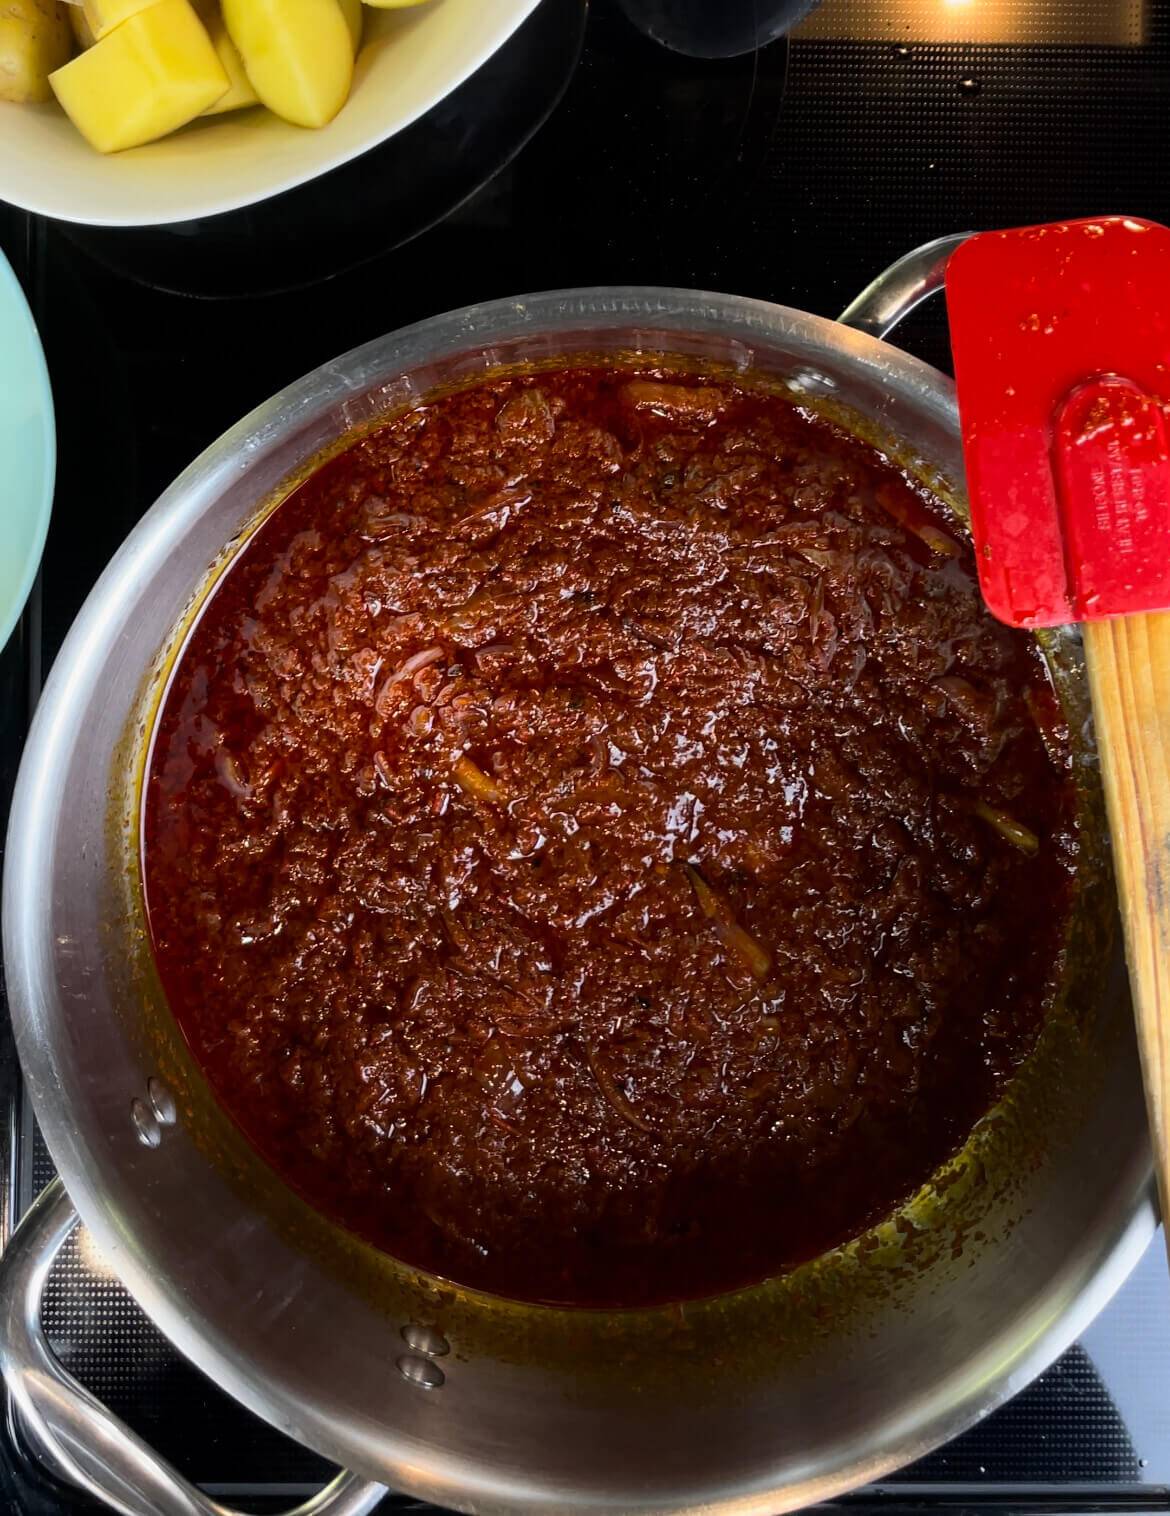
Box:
[130, 1097, 162, 1149]
[397, 1354, 445, 1390]
[401, 1324, 449, 1357]
[147, 1077, 177, 1126]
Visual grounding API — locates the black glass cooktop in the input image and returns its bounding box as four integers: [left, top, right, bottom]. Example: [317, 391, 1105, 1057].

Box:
[3, 0, 1170, 1509]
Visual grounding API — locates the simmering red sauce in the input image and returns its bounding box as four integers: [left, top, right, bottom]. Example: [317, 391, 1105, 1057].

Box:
[143, 367, 1078, 1307]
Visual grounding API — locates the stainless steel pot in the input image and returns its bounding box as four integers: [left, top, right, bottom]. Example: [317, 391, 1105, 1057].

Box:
[0, 240, 1156, 1516]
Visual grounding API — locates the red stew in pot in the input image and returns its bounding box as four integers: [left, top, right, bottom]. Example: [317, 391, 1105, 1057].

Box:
[142, 366, 1077, 1308]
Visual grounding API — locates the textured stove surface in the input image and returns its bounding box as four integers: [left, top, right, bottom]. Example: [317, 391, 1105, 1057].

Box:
[2, 0, 1170, 1507]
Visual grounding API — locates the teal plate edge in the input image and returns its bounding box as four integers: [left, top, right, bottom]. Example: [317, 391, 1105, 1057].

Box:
[0, 245, 55, 656]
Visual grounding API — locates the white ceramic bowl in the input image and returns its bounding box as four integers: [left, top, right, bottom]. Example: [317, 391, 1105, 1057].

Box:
[0, 0, 540, 227]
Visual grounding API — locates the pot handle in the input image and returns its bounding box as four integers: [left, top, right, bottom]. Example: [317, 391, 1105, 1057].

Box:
[0, 1178, 388, 1516]
[836, 231, 973, 338]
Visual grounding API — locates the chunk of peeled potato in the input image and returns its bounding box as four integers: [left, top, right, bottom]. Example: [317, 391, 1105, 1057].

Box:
[67, 2, 96, 49]
[198, 3, 257, 111]
[50, 0, 229, 150]
[0, 0, 71, 104]
[80, 0, 154, 40]
[222, 0, 352, 128]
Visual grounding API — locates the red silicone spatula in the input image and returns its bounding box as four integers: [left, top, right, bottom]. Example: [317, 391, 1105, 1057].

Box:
[945, 215, 1170, 1239]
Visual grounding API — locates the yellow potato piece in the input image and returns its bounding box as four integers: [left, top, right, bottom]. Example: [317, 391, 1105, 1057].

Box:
[50, 0, 229, 151]
[198, 3, 257, 111]
[81, 0, 153, 40]
[67, 2, 96, 49]
[222, 0, 352, 129]
[0, 0, 71, 103]
[336, 0, 359, 50]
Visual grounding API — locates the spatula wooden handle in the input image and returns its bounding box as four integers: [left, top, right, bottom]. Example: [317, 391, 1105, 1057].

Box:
[1084, 611, 1170, 1245]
